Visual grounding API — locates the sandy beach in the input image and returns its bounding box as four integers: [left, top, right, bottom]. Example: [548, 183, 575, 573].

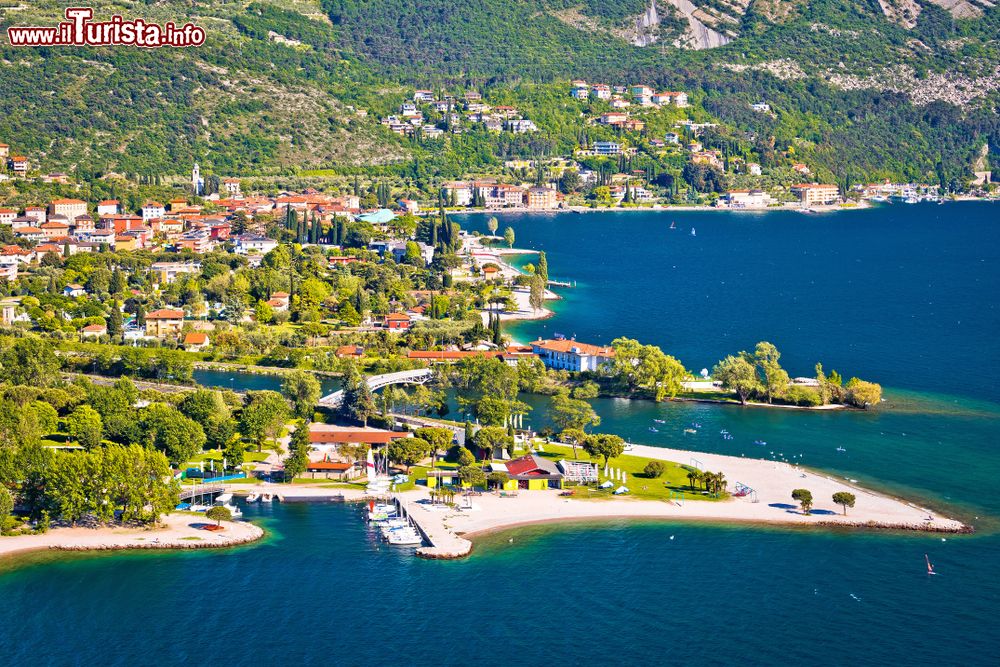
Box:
[0, 512, 264, 562]
[396, 443, 968, 558]
[463, 235, 558, 325]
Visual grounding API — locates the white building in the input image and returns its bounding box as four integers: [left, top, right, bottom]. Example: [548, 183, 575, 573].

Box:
[531, 338, 615, 372]
[593, 141, 621, 156]
[141, 202, 165, 221]
[234, 234, 279, 255]
[192, 163, 204, 196]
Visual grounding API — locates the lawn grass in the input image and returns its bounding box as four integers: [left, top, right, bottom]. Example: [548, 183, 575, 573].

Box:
[532, 443, 725, 503]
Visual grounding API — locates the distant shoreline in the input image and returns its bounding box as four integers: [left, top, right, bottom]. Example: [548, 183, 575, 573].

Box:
[0, 513, 264, 566]
[450, 197, 997, 219]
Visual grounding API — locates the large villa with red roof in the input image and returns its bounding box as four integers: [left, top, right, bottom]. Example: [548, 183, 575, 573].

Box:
[530, 338, 615, 372]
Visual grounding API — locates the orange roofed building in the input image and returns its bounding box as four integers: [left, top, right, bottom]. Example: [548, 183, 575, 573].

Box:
[144, 308, 185, 339]
[530, 338, 614, 372]
[308, 424, 411, 450]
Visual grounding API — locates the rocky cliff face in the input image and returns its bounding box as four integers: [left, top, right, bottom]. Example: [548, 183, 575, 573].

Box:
[567, 0, 993, 50]
[876, 0, 991, 28]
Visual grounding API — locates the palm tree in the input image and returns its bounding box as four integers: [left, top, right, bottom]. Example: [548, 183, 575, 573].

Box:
[687, 470, 699, 490]
[715, 472, 727, 494]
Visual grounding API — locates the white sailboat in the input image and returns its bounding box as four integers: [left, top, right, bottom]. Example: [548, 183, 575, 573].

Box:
[365, 448, 392, 494]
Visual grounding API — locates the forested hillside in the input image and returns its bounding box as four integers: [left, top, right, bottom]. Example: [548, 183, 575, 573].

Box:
[0, 0, 997, 185]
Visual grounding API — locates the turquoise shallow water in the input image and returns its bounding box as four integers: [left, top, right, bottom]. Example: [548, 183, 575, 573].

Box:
[3, 203, 1000, 665]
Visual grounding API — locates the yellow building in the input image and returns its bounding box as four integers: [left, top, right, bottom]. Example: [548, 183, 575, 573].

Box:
[791, 184, 840, 207]
[144, 308, 185, 339]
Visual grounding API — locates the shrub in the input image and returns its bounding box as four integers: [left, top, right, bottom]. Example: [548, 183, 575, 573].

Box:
[643, 461, 666, 478]
[785, 385, 822, 407]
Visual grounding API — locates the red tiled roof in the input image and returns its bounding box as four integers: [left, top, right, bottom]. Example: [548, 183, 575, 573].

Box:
[183, 332, 209, 345]
[308, 426, 407, 445]
[146, 308, 184, 320]
[531, 339, 615, 357]
[506, 454, 552, 477]
[306, 460, 352, 472]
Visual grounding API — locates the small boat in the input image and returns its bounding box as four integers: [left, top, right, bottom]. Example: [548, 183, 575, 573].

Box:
[720, 429, 729, 434]
[215, 493, 233, 504]
[754, 440, 767, 446]
[691, 422, 702, 428]
[925, 554, 937, 575]
[683, 428, 697, 435]
[904, 196, 918, 204]
[649, 427, 659, 433]
[245, 492, 259, 503]
[690, 228, 696, 236]
[261, 493, 273, 503]
[653, 419, 666, 424]
[836, 446, 846, 452]
[669, 221, 677, 229]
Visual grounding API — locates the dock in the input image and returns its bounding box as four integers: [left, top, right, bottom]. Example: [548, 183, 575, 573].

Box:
[399, 497, 473, 559]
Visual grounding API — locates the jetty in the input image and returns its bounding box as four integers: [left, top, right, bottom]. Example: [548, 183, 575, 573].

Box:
[398, 497, 473, 559]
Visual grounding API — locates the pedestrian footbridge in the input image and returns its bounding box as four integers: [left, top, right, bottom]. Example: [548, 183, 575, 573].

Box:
[318, 368, 433, 408]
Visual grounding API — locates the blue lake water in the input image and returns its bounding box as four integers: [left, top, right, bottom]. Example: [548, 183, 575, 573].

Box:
[3, 203, 1000, 665]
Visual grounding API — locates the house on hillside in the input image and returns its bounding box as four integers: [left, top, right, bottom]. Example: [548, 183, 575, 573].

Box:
[144, 308, 185, 339]
[183, 332, 210, 352]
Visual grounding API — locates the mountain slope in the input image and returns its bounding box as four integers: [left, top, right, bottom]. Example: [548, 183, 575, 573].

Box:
[0, 0, 997, 184]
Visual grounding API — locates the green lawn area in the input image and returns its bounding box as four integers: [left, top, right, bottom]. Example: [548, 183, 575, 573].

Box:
[533, 443, 725, 503]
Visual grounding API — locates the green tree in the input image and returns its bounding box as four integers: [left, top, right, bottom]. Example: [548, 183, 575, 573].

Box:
[550, 391, 601, 433]
[832, 491, 856, 515]
[643, 461, 666, 478]
[0, 487, 13, 531]
[284, 421, 311, 482]
[387, 437, 431, 472]
[845, 378, 882, 409]
[66, 405, 104, 450]
[415, 427, 454, 466]
[239, 390, 289, 452]
[455, 446, 475, 467]
[139, 404, 206, 464]
[339, 367, 375, 426]
[458, 464, 486, 488]
[282, 370, 321, 420]
[110, 269, 127, 295]
[486, 471, 510, 490]
[503, 226, 515, 248]
[609, 338, 686, 400]
[754, 342, 789, 404]
[0, 337, 60, 387]
[255, 300, 274, 324]
[205, 505, 232, 526]
[792, 488, 814, 514]
[583, 433, 626, 466]
[529, 274, 545, 313]
[713, 354, 759, 405]
[107, 302, 124, 341]
[473, 425, 512, 462]
[559, 427, 587, 459]
[487, 217, 499, 236]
